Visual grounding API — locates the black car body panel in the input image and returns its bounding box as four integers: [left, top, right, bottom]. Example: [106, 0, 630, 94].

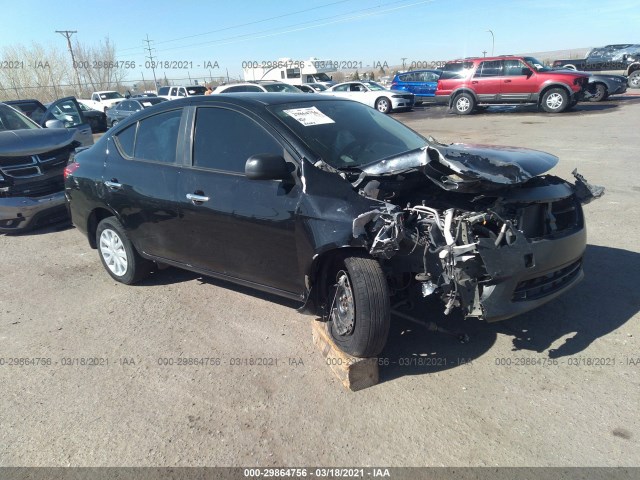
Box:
[65, 93, 603, 326]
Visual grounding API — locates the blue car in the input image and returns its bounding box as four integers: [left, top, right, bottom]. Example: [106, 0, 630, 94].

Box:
[390, 69, 442, 104]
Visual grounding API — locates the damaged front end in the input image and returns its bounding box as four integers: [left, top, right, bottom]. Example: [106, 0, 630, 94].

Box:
[352, 141, 604, 322]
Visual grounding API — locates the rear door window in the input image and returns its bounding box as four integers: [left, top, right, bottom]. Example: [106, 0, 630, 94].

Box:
[133, 109, 182, 163]
[474, 61, 503, 77]
[114, 124, 136, 157]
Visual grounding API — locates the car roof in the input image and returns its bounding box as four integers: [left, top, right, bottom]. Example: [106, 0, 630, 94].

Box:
[163, 93, 350, 109]
[396, 69, 442, 74]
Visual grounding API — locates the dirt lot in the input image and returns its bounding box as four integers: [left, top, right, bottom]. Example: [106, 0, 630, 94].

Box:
[1, 96, 639, 467]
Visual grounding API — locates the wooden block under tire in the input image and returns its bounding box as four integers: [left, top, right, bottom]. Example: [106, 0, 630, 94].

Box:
[311, 320, 379, 391]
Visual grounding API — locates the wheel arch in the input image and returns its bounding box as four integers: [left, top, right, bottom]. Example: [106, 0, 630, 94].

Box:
[538, 83, 572, 104]
[625, 62, 640, 76]
[299, 246, 375, 316]
[448, 88, 478, 107]
[86, 206, 121, 249]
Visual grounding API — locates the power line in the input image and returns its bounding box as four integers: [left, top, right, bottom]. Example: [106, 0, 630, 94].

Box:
[117, 0, 350, 53]
[117, 0, 431, 58]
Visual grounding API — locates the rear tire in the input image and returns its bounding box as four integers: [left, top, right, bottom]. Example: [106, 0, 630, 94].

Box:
[96, 217, 152, 284]
[453, 92, 475, 115]
[541, 88, 569, 113]
[628, 70, 640, 89]
[327, 254, 390, 357]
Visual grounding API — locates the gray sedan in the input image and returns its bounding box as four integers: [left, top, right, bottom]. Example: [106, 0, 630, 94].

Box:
[106, 97, 167, 127]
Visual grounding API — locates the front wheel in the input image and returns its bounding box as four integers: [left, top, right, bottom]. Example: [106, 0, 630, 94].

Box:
[327, 255, 390, 357]
[588, 83, 607, 102]
[541, 88, 569, 113]
[453, 92, 476, 115]
[97, 217, 152, 284]
[375, 97, 392, 114]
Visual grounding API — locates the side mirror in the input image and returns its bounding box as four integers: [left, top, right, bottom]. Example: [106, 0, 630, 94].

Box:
[45, 119, 65, 129]
[522, 67, 533, 76]
[245, 154, 290, 181]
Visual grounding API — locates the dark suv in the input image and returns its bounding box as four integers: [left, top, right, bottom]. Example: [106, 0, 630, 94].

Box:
[436, 56, 590, 114]
[553, 44, 640, 88]
[64, 94, 602, 357]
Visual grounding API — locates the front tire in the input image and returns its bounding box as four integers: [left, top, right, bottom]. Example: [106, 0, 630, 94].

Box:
[327, 255, 390, 357]
[588, 83, 607, 102]
[97, 217, 152, 284]
[375, 97, 392, 114]
[541, 88, 569, 113]
[453, 92, 475, 115]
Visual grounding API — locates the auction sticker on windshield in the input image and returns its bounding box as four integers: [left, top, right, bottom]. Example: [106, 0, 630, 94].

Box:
[283, 106, 335, 126]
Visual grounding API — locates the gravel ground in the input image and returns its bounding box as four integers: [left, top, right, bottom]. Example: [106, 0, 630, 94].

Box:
[1, 95, 639, 467]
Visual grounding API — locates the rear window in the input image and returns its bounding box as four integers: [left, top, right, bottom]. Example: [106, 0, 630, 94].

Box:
[186, 86, 207, 95]
[440, 62, 473, 80]
[158, 87, 170, 95]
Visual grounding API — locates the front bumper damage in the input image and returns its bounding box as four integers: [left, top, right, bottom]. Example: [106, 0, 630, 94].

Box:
[352, 170, 604, 322]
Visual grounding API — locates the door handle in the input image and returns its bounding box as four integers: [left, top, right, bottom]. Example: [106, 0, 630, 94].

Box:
[471, 80, 478, 84]
[186, 193, 210, 204]
[104, 180, 122, 190]
[504, 79, 512, 83]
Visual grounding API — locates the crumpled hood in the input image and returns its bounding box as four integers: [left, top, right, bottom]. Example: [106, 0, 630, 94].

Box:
[0, 128, 77, 157]
[434, 143, 559, 184]
[361, 141, 559, 189]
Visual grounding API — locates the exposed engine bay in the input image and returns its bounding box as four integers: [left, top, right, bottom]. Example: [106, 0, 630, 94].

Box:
[347, 141, 605, 322]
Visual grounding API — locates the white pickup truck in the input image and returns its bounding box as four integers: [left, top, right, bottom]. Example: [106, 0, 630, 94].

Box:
[79, 91, 125, 112]
[157, 85, 207, 100]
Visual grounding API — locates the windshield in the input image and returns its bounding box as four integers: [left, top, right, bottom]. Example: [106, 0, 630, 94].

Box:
[0, 104, 41, 131]
[363, 81, 386, 91]
[100, 92, 124, 100]
[139, 98, 166, 107]
[263, 83, 301, 93]
[312, 73, 332, 82]
[524, 57, 550, 72]
[269, 100, 426, 169]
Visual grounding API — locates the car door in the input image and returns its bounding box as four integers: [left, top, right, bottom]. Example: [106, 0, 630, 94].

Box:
[42, 97, 93, 146]
[175, 105, 303, 295]
[421, 71, 440, 97]
[102, 108, 185, 260]
[470, 60, 503, 102]
[500, 59, 538, 101]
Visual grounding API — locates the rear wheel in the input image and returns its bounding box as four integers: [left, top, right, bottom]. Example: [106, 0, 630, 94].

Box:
[97, 217, 152, 284]
[453, 92, 475, 115]
[628, 70, 640, 89]
[588, 83, 607, 102]
[541, 88, 569, 113]
[327, 255, 390, 357]
[375, 97, 392, 114]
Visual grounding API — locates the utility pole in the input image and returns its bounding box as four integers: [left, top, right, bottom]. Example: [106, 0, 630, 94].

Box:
[56, 30, 82, 94]
[486, 29, 495, 56]
[401, 57, 407, 70]
[144, 34, 158, 91]
[482, 50, 487, 57]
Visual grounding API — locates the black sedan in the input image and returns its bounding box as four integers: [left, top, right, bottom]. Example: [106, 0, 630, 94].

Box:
[586, 73, 628, 101]
[77, 102, 108, 132]
[106, 97, 167, 127]
[64, 94, 603, 357]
